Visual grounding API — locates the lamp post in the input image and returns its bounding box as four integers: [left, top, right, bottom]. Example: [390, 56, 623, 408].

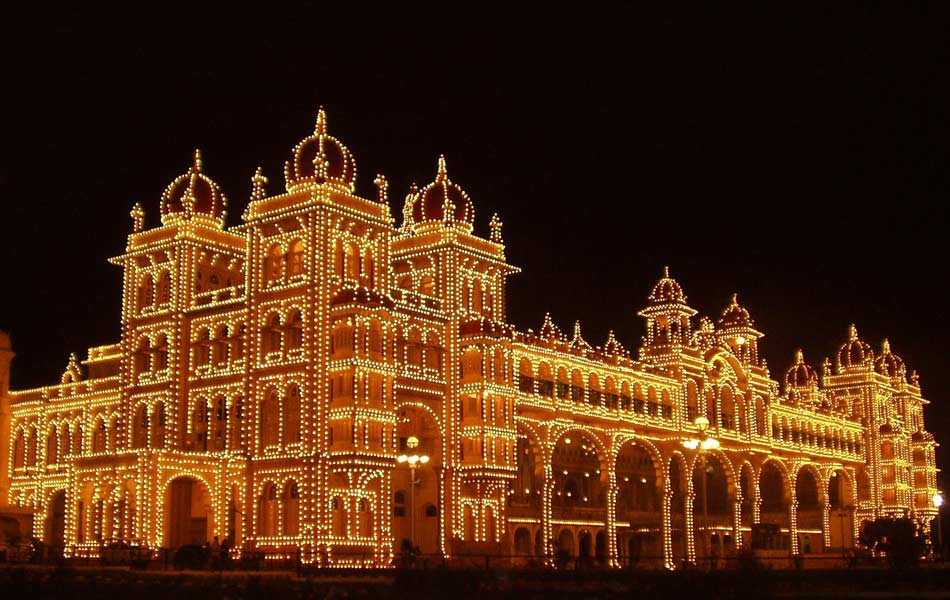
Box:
[933, 492, 944, 560]
[682, 416, 720, 569]
[397, 435, 429, 549]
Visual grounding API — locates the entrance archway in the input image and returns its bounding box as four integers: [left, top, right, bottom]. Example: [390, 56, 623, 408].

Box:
[165, 476, 212, 548]
[615, 441, 661, 565]
[758, 461, 790, 551]
[46, 490, 66, 549]
[828, 470, 854, 549]
[692, 452, 732, 562]
[795, 467, 823, 552]
[394, 405, 442, 555]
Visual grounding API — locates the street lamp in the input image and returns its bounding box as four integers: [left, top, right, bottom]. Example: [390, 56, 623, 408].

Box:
[682, 416, 720, 569]
[397, 435, 430, 549]
[933, 492, 944, 560]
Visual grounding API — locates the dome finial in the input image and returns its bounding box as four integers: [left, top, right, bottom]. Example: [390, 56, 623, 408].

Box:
[731, 292, 738, 305]
[795, 348, 804, 364]
[437, 154, 448, 181]
[315, 106, 327, 135]
[192, 149, 203, 173]
[882, 338, 891, 353]
[663, 265, 670, 278]
[848, 323, 858, 341]
[250, 166, 268, 203]
[130, 202, 145, 232]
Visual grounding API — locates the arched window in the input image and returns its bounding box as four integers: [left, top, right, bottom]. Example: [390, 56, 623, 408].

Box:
[13, 429, 25, 468]
[231, 324, 245, 361]
[212, 396, 226, 450]
[462, 347, 483, 382]
[138, 274, 154, 311]
[153, 334, 169, 371]
[261, 389, 280, 448]
[407, 330, 424, 367]
[720, 386, 736, 430]
[194, 329, 211, 367]
[92, 418, 106, 453]
[157, 271, 172, 306]
[134, 338, 151, 375]
[151, 402, 166, 448]
[345, 242, 360, 280]
[363, 247, 374, 287]
[45, 428, 57, 465]
[192, 401, 208, 451]
[263, 314, 282, 355]
[358, 497, 373, 537]
[71, 423, 83, 455]
[213, 326, 229, 367]
[283, 481, 300, 536]
[472, 279, 483, 314]
[425, 332, 442, 370]
[331, 320, 354, 358]
[332, 496, 347, 536]
[132, 404, 148, 449]
[230, 396, 244, 451]
[259, 483, 278, 536]
[368, 319, 383, 360]
[266, 244, 284, 283]
[283, 384, 301, 445]
[59, 423, 69, 460]
[288, 239, 304, 278]
[397, 274, 412, 290]
[286, 311, 303, 350]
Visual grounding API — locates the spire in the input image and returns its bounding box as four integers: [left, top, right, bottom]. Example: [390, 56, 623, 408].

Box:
[315, 106, 327, 135]
[794, 348, 804, 364]
[436, 154, 448, 182]
[402, 182, 419, 230]
[250, 166, 268, 203]
[848, 323, 859, 341]
[489, 213, 503, 244]
[192, 148, 203, 173]
[663, 265, 670, 278]
[130, 202, 145, 233]
[882, 338, 891, 354]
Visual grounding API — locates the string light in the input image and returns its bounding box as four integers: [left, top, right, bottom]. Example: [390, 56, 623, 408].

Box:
[0, 110, 937, 569]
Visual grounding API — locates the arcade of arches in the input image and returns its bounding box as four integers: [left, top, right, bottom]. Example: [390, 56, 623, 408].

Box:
[0, 109, 937, 568]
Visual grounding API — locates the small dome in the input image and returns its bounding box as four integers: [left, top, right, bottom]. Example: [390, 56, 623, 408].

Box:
[285, 108, 357, 193]
[874, 339, 906, 379]
[785, 349, 817, 389]
[836, 324, 874, 371]
[648, 266, 686, 304]
[719, 293, 752, 328]
[406, 156, 474, 230]
[160, 150, 227, 226]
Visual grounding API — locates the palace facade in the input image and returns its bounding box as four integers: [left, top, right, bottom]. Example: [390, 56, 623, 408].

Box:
[0, 110, 939, 568]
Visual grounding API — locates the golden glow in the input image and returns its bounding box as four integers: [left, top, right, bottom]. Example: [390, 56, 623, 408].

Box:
[0, 109, 938, 569]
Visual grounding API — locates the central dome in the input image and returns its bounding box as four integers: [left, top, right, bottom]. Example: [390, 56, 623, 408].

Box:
[285, 109, 357, 193]
[719, 294, 752, 328]
[648, 266, 686, 304]
[785, 349, 817, 389]
[407, 155, 474, 231]
[160, 149, 227, 227]
[836, 324, 874, 371]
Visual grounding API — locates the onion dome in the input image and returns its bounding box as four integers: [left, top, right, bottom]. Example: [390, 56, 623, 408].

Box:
[836, 324, 874, 371]
[404, 155, 474, 232]
[719, 294, 753, 328]
[648, 266, 686, 304]
[785, 349, 818, 389]
[874, 339, 906, 379]
[285, 108, 357, 193]
[160, 150, 228, 226]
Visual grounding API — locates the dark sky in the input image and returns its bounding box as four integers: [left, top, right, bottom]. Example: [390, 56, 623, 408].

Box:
[2, 6, 949, 477]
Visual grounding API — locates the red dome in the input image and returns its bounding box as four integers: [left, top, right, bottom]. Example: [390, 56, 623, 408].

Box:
[648, 266, 686, 304]
[285, 109, 357, 193]
[160, 150, 227, 226]
[406, 156, 474, 230]
[785, 349, 817, 389]
[874, 339, 906, 379]
[719, 294, 752, 328]
[836, 324, 874, 371]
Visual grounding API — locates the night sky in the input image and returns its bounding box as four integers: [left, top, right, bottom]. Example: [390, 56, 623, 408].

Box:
[2, 6, 949, 478]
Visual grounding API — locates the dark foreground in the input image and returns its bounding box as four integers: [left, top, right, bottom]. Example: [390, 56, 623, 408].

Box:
[2, 565, 950, 600]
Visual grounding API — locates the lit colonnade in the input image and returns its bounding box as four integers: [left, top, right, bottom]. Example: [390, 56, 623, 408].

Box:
[1, 108, 938, 568]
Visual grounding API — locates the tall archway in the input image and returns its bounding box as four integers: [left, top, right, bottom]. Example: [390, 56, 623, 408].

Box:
[828, 470, 854, 549]
[615, 440, 661, 566]
[552, 432, 606, 516]
[758, 461, 790, 551]
[668, 454, 689, 565]
[394, 405, 442, 555]
[795, 467, 823, 552]
[165, 476, 212, 549]
[692, 452, 733, 561]
[46, 490, 67, 551]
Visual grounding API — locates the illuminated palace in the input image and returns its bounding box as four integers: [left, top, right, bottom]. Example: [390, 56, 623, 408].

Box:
[0, 110, 939, 568]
